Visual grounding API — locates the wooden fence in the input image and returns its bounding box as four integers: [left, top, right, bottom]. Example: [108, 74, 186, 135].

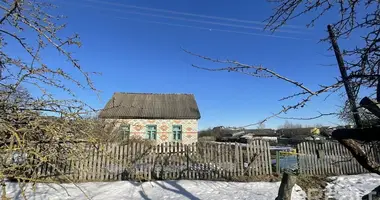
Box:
[297, 141, 380, 175]
[33, 140, 272, 182]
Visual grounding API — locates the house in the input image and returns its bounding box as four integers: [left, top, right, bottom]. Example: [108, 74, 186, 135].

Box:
[99, 92, 201, 144]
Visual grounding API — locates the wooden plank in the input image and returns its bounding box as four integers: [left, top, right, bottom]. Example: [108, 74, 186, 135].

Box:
[101, 143, 106, 181]
[332, 142, 340, 175]
[303, 142, 311, 175]
[219, 143, 221, 178]
[258, 140, 264, 175]
[312, 143, 319, 175]
[88, 144, 94, 181]
[146, 143, 151, 181]
[254, 140, 259, 176]
[95, 144, 101, 181]
[365, 144, 374, 173]
[263, 140, 269, 175]
[110, 143, 115, 180]
[121, 144, 126, 181]
[170, 142, 174, 179]
[142, 142, 147, 180]
[342, 144, 352, 174]
[95, 143, 101, 181]
[322, 142, 330, 175]
[214, 143, 219, 179]
[352, 144, 359, 174]
[249, 141, 254, 176]
[193, 143, 197, 180]
[342, 143, 353, 174]
[179, 143, 183, 179]
[209, 142, 213, 180]
[128, 142, 132, 180]
[324, 142, 331, 175]
[104, 143, 109, 181]
[314, 142, 320, 175]
[140, 142, 144, 180]
[159, 142, 163, 180]
[223, 143, 227, 179]
[221, 143, 226, 178]
[82, 144, 89, 181]
[332, 142, 341, 175]
[138, 142, 143, 180]
[220, 142, 224, 178]
[250, 140, 256, 176]
[296, 143, 302, 174]
[319, 142, 325, 175]
[267, 141, 272, 175]
[337, 143, 347, 175]
[177, 142, 180, 179]
[87, 144, 92, 181]
[303, 142, 308, 174]
[116, 144, 120, 181]
[306, 142, 318, 175]
[130, 142, 136, 180]
[208, 143, 213, 179]
[261, 141, 267, 175]
[165, 142, 169, 180]
[152, 144, 158, 180]
[199, 142, 203, 180]
[228, 143, 232, 178]
[244, 142, 252, 177]
[199, 142, 202, 180]
[233, 142, 238, 178]
[109, 143, 115, 181]
[309, 142, 316, 175]
[238, 143, 243, 177]
[263, 141, 272, 174]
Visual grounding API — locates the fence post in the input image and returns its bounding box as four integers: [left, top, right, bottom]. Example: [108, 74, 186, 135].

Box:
[276, 151, 280, 174]
[186, 145, 190, 179]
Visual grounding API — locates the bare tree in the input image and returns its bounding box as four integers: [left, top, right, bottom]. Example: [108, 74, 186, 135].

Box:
[257, 122, 266, 129]
[0, 0, 110, 197]
[278, 121, 303, 129]
[185, 0, 380, 175]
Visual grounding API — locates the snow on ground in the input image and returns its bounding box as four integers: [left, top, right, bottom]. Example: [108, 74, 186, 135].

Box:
[4, 173, 380, 200]
[2, 180, 306, 200]
[326, 173, 380, 200]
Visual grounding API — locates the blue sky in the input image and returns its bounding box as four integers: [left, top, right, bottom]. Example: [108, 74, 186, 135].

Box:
[17, 0, 358, 129]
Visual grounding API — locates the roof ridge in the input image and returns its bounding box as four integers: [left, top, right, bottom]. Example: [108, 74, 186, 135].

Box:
[115, 92, 194, 95]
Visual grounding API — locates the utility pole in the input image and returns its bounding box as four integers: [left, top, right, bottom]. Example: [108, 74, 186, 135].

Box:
[327, 24, 362, 128]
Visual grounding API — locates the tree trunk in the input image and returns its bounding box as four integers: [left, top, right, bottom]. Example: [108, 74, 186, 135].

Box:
[336, 139, 380, 174]
[276, 172, 297, 200]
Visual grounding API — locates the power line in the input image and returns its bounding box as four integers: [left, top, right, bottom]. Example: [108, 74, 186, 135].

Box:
[82, 0, 306, 30]
[74, 3, 308, 34]
[111, 16, 309, 40]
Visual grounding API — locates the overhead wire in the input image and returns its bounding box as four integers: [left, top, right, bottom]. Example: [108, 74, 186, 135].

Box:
[113, 16, 310, 40]
[59, 0, 314, 40]
[83, 0, 306, 30]
[73, 3, 308, 34]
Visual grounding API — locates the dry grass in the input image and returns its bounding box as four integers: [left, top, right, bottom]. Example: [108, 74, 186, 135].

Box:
[296, 175, 328, 198]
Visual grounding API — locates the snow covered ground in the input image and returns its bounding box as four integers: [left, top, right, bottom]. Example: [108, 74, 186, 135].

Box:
[2, 174, 380, 200]
[325, 173, 380, 200]
[1, 180, 306, 200]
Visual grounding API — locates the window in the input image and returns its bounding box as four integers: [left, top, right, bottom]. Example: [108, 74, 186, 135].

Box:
[146, 125, 157, 140]
[119, 124, 130, 140]
[173, 125, 182, 141]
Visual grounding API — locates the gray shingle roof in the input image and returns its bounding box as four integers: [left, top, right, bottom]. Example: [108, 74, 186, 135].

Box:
[99, 93, 201, 119]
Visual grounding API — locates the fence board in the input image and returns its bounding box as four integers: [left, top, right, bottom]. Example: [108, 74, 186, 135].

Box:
[324, 142, 332, 175]
[296, 141, 380, 176]
[31, 140, 276, 182]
